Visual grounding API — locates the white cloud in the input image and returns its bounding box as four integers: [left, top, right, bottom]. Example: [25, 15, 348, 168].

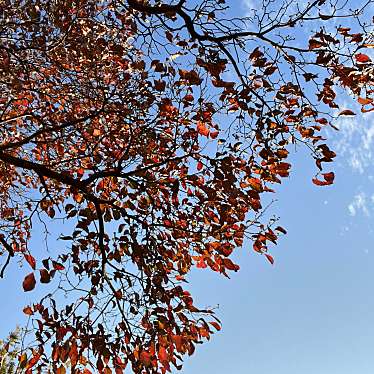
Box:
[329, 104, 374, 174]
[242, 0, 255, 13]
[348, 192, 370, 216]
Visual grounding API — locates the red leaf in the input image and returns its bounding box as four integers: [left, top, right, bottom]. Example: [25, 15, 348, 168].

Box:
[96, 357, 104, 371]
[313, 172, 335, 186]
[197, 161, 203, 171]
[26, 353, 40, 370]
[179, 69, 202, 85]
[209, 321, 221, 331]
[24, 254, 36, 270]
[210, 130, 219, 139]
[158, 346, 168, 363]
[139, 351, 151, 367]
[312, 177, 327, 186]
[196, 258, 207, 269]
[114, 289, 123, 299]
[322, 171, 335, 183]
[265, 254, 274, 265]
[52, 261, 65, 271]
[23, 273, 36, 292]
[355, 53, 371, 63]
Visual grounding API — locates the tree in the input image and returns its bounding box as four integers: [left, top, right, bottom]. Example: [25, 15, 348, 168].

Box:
[0, 0, 373, 372]
[0, 328, 23, 374]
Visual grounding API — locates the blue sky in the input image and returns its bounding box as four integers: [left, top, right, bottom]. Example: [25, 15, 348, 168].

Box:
[181, 144, 374, 374]
[1, 1, 374, 373]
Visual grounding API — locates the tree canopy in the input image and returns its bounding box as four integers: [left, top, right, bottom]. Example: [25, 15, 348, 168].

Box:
[0, 0, 373, 372]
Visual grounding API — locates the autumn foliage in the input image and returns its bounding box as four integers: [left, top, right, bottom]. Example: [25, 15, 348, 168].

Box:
[0, 0, 373, 372]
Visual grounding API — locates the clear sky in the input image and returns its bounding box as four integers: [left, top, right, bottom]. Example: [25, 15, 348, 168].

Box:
[181, 145, 374, 374]
[1, 1, 374, 373]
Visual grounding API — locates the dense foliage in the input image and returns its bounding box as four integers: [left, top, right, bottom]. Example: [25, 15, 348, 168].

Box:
[0, 0, 373, 372]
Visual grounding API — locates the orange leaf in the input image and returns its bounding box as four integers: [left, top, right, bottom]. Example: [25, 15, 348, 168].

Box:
[172, 335, 183, 352]
[23, 306, 34, 315]
[247, 177, 263, 192]
[56, 366, 66, 374]
[337, 27, 350, 35]
[197, 122, 209, 137]
[355, 53, 371, 63]
[358, 97, 372, 105]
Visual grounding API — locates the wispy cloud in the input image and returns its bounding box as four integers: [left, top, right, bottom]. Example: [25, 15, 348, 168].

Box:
[242, 0, 255, 15]
[347, 191, 374, 216]
[331, 114, 374, 174]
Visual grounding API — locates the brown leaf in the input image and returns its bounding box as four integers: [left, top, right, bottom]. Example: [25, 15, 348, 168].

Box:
[223, 258, 240, 272]
[275, 226, 287, 235]
[338, 109, 356, 116]
[23, 273, 36, 292]
[24, 254, 36, 270]
[39, 269, 51, 283]
[322, 171, 335, 183]
[309, 39, 325, 50]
